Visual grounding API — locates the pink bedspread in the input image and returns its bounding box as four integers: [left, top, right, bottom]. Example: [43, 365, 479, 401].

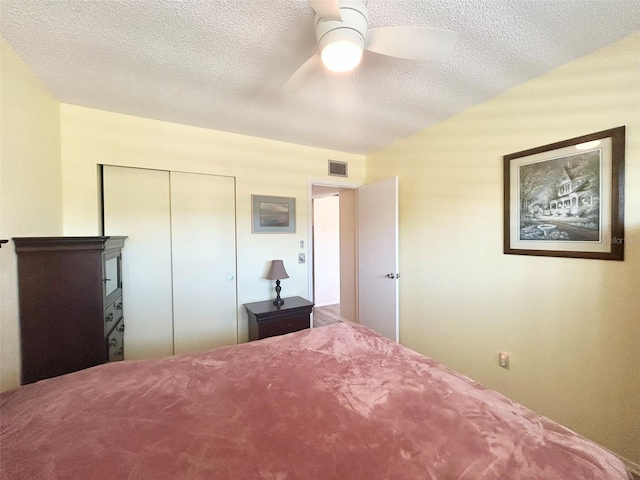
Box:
[0, 322, 630, 480]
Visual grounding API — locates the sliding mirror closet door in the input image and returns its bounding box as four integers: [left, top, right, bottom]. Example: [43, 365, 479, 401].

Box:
[103, 166, 174, 359]
[103, 166, 238, 360]
[170, 172, 237, 354]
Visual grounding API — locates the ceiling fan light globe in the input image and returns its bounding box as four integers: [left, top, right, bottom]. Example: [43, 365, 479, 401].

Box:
[321, 40, 363, 72]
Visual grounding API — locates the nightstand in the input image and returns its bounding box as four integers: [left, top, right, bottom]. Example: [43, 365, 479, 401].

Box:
[245, 296, 314, 341]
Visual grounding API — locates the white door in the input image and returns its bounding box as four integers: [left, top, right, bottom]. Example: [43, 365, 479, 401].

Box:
[170, 172, 237, 354]
[103, 166, 174, 359]
[358, 177, 399, 341]
[103, 166, 238, 359]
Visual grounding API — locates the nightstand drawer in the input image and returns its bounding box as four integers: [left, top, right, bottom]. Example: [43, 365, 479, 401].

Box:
[258, 314, 309, 339]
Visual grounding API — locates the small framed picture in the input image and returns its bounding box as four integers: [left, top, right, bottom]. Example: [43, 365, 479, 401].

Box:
[252, 195, 296, 234]
[504, 126, 625, 260]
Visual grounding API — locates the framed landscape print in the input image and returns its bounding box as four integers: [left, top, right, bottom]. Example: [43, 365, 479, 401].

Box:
[503, 127, 625, 260]
[252, 195, 296, 233]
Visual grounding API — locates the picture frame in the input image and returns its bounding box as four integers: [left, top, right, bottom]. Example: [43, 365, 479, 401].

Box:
[252, 195, 296, 234]
[503, 126, 625, 260]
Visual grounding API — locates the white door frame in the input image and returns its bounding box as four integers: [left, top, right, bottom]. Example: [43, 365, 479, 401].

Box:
[306, 178, 363, 308]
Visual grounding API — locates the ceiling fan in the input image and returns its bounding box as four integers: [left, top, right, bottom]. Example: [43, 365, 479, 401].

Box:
[282, 0, 459, 93]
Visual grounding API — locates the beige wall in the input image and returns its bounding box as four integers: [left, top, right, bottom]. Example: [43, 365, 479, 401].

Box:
[366, 32, 640, 463]
[0, 38, 62, 391]
[60, 104, 365, 344]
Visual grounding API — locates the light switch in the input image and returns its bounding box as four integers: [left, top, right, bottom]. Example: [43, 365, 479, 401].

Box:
[298, 253, 305, 264]
[498, 352, 509, 369]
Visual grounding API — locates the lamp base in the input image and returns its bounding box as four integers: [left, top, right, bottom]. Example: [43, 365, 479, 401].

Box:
[273, 279, 285, 306]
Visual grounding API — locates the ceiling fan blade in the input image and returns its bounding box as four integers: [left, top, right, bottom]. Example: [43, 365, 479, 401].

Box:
[308, 0, 342, 21]
[281, 54, 323, 95]
[365, 27, 459, 61]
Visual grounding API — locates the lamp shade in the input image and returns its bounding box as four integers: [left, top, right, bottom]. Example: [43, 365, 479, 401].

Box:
[266, 260, 289, 280]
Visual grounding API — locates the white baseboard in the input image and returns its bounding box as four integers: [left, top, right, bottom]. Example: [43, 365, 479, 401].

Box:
[314, 301, 339, 308]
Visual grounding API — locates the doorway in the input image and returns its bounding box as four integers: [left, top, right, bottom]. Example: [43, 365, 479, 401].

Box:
[308, 176, 399, 341]
[310, 183, 358, 327]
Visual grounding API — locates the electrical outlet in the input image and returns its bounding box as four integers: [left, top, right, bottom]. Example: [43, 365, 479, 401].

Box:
[298, 253, 305, 264]
[498, 352, 509, 369]
[300, 240, 304, 249]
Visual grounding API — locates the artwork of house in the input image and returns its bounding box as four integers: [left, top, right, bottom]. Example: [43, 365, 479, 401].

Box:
[518, 151, 602, 242]
[1, 1, 639, 475]
[549, 157, 599, 218]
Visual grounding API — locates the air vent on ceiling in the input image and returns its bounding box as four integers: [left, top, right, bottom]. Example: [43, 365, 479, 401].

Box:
[328, 160, 348, 177]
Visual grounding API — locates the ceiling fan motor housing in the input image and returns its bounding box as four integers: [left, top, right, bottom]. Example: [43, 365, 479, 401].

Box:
[315, 0, 369, 52]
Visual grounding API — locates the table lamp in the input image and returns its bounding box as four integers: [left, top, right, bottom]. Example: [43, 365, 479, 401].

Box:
[266, 260, 289, 306]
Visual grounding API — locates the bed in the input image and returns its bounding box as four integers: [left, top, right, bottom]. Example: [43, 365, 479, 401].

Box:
[0, 322, 630, 479]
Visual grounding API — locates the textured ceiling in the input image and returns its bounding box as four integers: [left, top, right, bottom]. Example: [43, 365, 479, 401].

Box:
[1, 1, 639, 154]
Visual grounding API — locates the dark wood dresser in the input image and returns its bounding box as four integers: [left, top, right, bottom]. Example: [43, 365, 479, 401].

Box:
[245, 296, 314, 341]
[13, 236, 126, 384]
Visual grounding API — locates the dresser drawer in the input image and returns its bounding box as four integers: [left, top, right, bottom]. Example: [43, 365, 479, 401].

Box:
[104, 296, 123, 336]
[258, 313, 309, 339]
[107, 319, 125, 362]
